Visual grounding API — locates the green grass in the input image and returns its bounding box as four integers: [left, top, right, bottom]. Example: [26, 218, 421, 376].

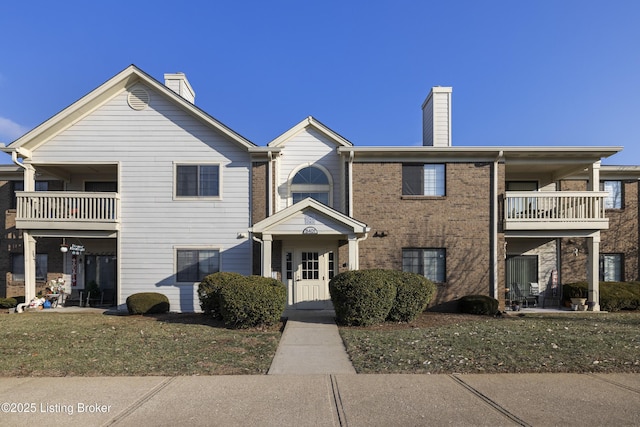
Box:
[0, 312, 281, 376]
[339, 312, 640, 374]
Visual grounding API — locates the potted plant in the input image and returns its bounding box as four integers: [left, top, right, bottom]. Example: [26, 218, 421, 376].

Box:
[570, 287, 587, 311]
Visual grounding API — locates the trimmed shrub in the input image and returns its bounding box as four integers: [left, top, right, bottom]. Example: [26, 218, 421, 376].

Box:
[564, 281, 640, 312]
[218, 276, 286, 328]
[0, 297, 17, 309]
[459, 295, 498, 315]
[126, 292, 170, 315]
[386, 271, 436, 322]
[198, 272, 245, 318]
[329, 270, 397, 326]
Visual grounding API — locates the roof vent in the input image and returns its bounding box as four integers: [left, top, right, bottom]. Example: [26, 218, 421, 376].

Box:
[127, 87, 150, 110]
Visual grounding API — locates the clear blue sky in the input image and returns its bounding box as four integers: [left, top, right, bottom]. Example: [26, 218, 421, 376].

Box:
[1, 0, 638, 164]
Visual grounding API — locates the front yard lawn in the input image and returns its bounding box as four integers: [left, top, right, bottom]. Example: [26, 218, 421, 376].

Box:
[0, 312, 282, 376]
[339, 312, 640, 374]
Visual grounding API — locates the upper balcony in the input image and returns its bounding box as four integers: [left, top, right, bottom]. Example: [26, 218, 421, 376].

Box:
[504, 191, 609, 231]
[15, 191, 120, 231]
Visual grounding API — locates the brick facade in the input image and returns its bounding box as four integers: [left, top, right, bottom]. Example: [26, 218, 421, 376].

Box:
[352, 162, 498, 310]
[558, 179, 639, 283]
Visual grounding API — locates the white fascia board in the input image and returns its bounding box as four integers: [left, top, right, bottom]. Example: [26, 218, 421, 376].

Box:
[267, 116, 352, 148]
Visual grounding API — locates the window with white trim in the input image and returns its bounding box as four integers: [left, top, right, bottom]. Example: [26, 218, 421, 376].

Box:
[11, 253, 48, 281]
[176, 164, 220, 198]
[402, 248, 446, 283]
[402, 164, 445, 196]
[290, 166, 331, 205]
[599, 253, 623, 282]
[600, 180, 622, 209]
[176, 249, 220, 282]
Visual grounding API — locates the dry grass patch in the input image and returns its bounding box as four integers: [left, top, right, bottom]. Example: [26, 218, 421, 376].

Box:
[0, 312, 282, 376]
[339, 311, 640, 374]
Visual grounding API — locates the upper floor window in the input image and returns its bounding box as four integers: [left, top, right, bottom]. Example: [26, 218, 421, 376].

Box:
[175, 164, 220, 198]
[290, 166, 331, 206]
[600, 180, 622, 209]
[11, 181, 49, 209]
[402, 164, 445, 196]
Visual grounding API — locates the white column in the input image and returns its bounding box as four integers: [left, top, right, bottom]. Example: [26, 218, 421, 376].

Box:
[261, 234, 272, 277]
[587, 232, 601, 311]
[348, 234, 358, 270]
[587, 161, 601, 191]
[23, 163, 36, 191]
[23, 231, 37, 303]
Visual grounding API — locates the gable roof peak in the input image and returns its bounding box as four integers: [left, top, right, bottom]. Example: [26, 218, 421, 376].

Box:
[267, 115, 353, 148]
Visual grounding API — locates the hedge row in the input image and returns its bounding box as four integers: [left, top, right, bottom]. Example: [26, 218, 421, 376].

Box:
[458, 295, 498, 315]
[198, 272, 286, 328]
[563, 282, 640, 312]
[329, 269, 435, 326]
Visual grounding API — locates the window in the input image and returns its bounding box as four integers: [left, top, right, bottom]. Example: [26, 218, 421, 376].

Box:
[600, 253, 623, 282]
[11, 181, 49, 209]
[600, 180, 622, 209]
[11, 254, 48, 281]
[176, 249, 220, 282]
[402, 164, 445, 196]
[290, 166, 331, 206]
[176, 164, 220, 198]
[402, 248, 446, 283]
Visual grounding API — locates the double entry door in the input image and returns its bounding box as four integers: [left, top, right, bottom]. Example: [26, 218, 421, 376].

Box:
[284, 244, 336, 309]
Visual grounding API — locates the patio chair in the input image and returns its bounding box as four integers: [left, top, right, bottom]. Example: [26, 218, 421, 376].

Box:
[64, 289, 84, 307]
[525, 283, 540, 307]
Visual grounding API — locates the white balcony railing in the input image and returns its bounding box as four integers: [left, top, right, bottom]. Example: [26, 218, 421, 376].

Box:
[504, 191, 609, 230]
[16, 191, 120, 230]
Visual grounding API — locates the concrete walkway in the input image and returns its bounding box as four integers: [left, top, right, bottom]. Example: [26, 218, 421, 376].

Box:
[1, 373, 639, 426]
[268, 309, 356, 374]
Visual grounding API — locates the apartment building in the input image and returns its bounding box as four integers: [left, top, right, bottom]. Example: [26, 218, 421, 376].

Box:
[2, 65, 637, 312]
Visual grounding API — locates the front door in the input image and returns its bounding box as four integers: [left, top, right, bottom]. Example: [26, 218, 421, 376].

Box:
[289, 247, 334, 309]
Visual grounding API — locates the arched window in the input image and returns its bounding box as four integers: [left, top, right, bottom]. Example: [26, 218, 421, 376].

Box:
[290, 166, 332, 206]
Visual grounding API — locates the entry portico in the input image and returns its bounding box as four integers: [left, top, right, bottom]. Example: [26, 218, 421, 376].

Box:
[250, 198, 369, 309]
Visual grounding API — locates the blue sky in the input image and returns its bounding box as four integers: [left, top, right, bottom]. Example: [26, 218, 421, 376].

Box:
[1, 0, 638, 164]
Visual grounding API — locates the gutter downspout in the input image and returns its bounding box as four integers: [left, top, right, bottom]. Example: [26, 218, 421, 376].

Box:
[267, 151, 273, 217]
[348, 151, 354, 217]
[492, 151, 503, 302]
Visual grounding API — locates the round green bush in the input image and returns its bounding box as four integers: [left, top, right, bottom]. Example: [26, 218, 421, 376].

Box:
[198, 272, 245, 318]
[386, 271, 436, 322]
[329, 270, 397, 326]
[126, 292, 170, 315]
[218, 275, 286, 328]
[459, 294, 498, 315]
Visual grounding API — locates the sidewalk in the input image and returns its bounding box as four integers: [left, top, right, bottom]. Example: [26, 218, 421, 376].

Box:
[1, 373, 639, 426]
[268, 309, 356, 374]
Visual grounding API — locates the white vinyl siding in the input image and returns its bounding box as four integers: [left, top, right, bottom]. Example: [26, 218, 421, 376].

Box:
[31, 84, 252, 312]
[276, 128, 343, 212]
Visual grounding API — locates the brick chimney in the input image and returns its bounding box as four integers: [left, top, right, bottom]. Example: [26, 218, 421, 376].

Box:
[164, 73, 196, 104]
[421, 86, 452, 146]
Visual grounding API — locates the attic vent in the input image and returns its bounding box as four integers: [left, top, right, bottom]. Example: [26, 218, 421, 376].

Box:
[127, 87, 150, 110]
